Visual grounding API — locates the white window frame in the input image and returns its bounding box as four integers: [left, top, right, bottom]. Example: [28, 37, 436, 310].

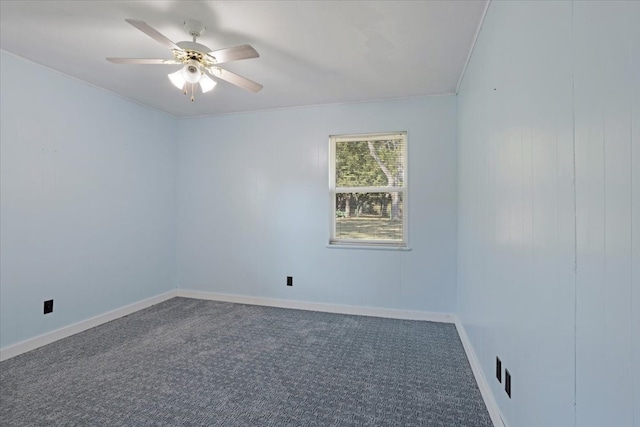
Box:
[328, 131, 408, 249]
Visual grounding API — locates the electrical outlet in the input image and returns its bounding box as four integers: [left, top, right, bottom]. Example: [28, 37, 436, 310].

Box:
[44, 299, 54, 314]
[286, 276, 293, 286]
[505, 369, 511, 398]
[496, 357, 502, 383]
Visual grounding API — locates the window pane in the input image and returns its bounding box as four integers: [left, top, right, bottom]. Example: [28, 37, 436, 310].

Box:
[335, 138, 405, 187]
[334, 192, 403, 241]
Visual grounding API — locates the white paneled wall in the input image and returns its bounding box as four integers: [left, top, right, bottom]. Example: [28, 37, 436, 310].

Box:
[176, 97, 459, 314]
[458, 1, 638, 426]
[0, 52, 177, 349]
[457, 2, 575, 425]
[574, 2, 639, 426]
[635, 11, 640, 424]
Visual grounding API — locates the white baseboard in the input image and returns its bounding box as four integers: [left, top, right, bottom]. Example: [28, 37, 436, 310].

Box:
[455, 318, 506, 427]
[0, 290, 178, 362]
[177, 289, 455, 323]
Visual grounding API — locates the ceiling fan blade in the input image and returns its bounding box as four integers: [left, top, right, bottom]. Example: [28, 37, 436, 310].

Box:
[106, 58, 181, 65]
[125, 19, 181, 51]
[204, 67, 263, 93]
[206, 44, 259, 65]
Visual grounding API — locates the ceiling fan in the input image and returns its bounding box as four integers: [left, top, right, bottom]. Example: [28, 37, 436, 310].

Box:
[107, 19, 262, 101]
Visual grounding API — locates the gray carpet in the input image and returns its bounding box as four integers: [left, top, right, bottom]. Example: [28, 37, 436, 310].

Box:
[0, 297, 492, 426]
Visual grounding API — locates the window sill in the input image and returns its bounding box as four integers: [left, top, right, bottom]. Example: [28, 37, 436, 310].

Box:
[326, 244, 411, 251]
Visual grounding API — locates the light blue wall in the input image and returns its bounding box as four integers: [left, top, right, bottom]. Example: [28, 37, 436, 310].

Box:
[573, 2, 639, 426]
[0, 52, 178, 349]
[457, 1, 639, 426]
[4, 3, 637, 423]
[176, 96, 458, 313]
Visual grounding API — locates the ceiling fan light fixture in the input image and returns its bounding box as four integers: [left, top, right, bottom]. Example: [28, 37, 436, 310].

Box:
[182, 59, 201, 84]
[199, 74, 217, 93]
[168, 69, 186, 90]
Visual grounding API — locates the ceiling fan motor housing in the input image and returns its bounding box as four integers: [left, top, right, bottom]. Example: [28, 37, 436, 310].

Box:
[174, 41, 216, 67]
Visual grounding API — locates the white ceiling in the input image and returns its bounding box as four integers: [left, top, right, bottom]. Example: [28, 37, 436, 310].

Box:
[0, 1, 487, 118]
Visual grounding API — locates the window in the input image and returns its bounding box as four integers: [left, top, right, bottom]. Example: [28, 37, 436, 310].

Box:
[329, 132, 407, 248]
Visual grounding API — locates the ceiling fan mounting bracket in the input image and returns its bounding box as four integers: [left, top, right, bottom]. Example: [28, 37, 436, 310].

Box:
[184, 19, 206, 39]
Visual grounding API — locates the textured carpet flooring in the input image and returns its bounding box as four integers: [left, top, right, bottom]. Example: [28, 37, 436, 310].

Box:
[0, 298, 492, 426]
